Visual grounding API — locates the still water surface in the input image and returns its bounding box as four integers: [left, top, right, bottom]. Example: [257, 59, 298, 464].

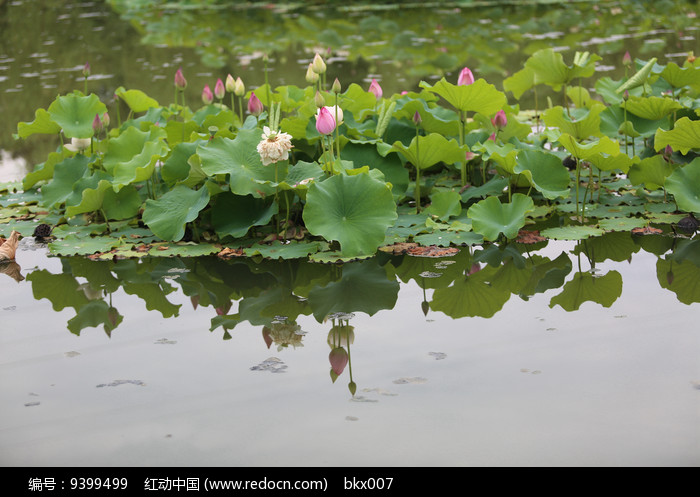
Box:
[1, 235, 698, 466]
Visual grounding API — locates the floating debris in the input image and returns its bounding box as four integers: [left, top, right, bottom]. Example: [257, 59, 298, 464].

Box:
[154, 338, 177, 345]
[349, 396, 378, 403]
[392, 377, 427, 384]
[419, 271, 442, 278]
[520, 369, 542, 374]
[64, 351, 80, 358]
[96, 379, 146, 388]
[428, 352, 447, 360]
[345, 416, 359, 421]
[250, 357, 287, 373]
[24, 401, 40, 407]
[361, 387, 397, 396]
[2, 306, 16, 311]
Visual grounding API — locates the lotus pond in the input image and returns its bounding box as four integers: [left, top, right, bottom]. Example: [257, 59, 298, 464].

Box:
[0, 0, 699, 467]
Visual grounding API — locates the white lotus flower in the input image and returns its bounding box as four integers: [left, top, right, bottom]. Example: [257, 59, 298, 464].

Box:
[256, 126, 293, 166]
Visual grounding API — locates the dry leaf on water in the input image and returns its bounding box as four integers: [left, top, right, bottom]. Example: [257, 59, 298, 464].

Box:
[0, 231, 20, 261]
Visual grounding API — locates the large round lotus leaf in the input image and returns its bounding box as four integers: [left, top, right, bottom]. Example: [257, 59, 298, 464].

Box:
[665, 158, 700, 214]
[303, 173, 397, 257]
[47, 93, 107, 138]
[142, 185, 210, 241]
[467, 193, 535, 241]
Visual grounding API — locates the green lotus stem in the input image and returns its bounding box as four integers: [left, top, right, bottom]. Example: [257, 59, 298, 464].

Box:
[575, 158, 582, 223]
[238, 96, 243, 124]
[230, 94, 235, 118]
[415, 128, 421, 213]
[459, 111, 467, 185]
[274, 163, 280, 233]
[334, 93, 340, 158]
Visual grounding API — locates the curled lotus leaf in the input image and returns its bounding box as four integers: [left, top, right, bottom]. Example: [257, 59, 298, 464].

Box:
[47, 92, 107, 139]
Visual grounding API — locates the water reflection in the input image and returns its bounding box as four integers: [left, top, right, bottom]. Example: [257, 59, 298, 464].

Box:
[19, 229, 699, 339]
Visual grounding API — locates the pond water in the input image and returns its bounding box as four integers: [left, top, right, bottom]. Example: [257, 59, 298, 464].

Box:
[0, 0, 699, 468]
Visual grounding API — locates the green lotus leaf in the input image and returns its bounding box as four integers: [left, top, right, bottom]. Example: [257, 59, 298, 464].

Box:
[654, 117, 700, 154]
[48, 234, 122, 256]
[22, 150, 70, 190]
[597, 217, 648, 232]
[101, 185, 143, 220]
[341, 141, 409, 200]
[426, 190, 462, 221]
[623, 95, 682, 121]
[339, 83, 378, 121]
[628, 155, 676, 190]
[211, 192, 277, 240]
[47, 92, 107, 138]
[660, 62, 700, 90]
[549, 270, 623, 311]
[543, 103, 606, 140]
[243, 240, 322, 260]
[41, 155, 90, 208]
[303, 172, 397, 257]
[503, 66, 535, 100]
[142, 185, 211, 241]
[103, 126, 169, 189]
[513, 149, 570, 200]
[64, 179, 112, 218]
[146, 242, 220, 258]
[420, 78, 507, 116]
[472, 140, 518, 175]
[616, 58, 657, 94]
[467, 193, 534, 241]
[16, 108, 61, 138]
[161, 141, 204, 185]
[115, 87, 159, 113]
[540, 225, 605, 240]
[525, 48, 601, 91]
[391, 132, 465, 171]
[395, 98, 460, 136]
[664, 158, 700, 214]
[197, 129, 278, 198]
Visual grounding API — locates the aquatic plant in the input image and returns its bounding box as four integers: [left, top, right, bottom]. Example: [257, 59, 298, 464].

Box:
[7, 46, 700, 263]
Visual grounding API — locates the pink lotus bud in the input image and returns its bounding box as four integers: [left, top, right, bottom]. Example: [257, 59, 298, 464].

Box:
[174, 67, 187, 90]
[101, 112, 110, 128]
[488, 132, 496, 141]
[247, 92, 263, 116]
[202, 84, 214, 105]
[315, 106, 336, 135]
[413, 111, 421, 125]
[214, 78, 225, 100]
[492, 110, 507, 130]
[457, 67, 474, 86]
[622, 51, 632, 67]
[225, 74, 235, 93]
[368, 78, 383, 99]
[465, 151, 475, 161]
[329, 347, 348, 376]
[83, 62, 91, 77]
[92, 113, 103, 133]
